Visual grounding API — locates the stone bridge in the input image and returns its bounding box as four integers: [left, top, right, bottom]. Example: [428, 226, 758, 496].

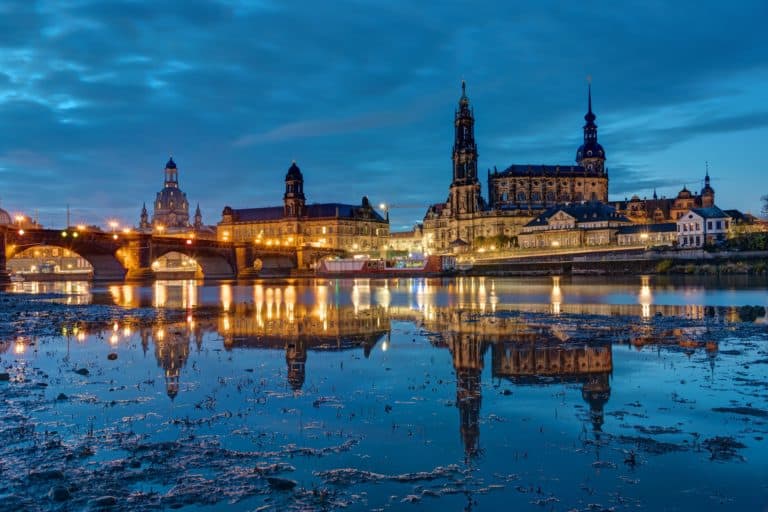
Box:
[0, 227, 342, 283]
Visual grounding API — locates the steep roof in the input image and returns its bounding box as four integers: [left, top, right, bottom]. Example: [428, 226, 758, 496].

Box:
[617, 223, 677, 235]
[689, 206, 729, 219]
[227, 203, 386, 223]
[525, 202, 629, 228]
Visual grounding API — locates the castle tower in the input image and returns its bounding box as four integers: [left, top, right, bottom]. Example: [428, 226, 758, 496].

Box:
[449, 81, 483, 217]
[576, 84, 607, 175]
[284, 161, 306, 217]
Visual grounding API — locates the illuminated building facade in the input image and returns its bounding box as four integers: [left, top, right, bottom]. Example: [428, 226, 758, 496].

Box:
[217, 162, 390, 252]
[517, 202, 632, 249]
[423, 82, 609, 252]
[139, 157, 214, 239]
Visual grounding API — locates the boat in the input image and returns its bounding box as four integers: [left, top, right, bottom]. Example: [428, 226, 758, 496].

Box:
[317, 255, 456, 277]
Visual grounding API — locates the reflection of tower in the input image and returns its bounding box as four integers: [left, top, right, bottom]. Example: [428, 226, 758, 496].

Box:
[154, 329, 191, 400]
[581, 372, 611, 432]
[447, 332, 486, 460]
[286, 338, 307, 391]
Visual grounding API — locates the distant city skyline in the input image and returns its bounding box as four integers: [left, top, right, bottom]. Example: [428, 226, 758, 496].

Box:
[1, 1, 766, 230]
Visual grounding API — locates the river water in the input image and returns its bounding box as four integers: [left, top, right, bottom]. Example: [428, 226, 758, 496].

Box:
[1, 276, 767, 511]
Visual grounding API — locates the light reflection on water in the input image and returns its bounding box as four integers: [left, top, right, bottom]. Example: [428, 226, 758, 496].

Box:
[2, 276, 768, 510]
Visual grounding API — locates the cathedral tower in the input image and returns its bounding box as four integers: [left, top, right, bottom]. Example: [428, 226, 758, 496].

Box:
[449, 81, 483, 217]
[284, 161, 306, 217]
[576, 84, 606, 175]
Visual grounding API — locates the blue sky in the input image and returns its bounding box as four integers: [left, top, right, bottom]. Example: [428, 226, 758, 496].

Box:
[0, 0, 766, 230]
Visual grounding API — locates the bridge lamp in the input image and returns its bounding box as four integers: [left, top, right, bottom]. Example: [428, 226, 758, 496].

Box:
[61, 231, 68, 238]
[186, 239, 193, 245]
[17, 229, 24, 236]
[72, 232, 79, 238]
[77, 224, 86, 231]
[122, 228, 132, 234]
[109, 221, 119, 230]
[112, 234, 119, 240]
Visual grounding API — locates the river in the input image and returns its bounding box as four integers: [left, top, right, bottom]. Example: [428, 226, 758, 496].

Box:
[1, 275, 767, 511]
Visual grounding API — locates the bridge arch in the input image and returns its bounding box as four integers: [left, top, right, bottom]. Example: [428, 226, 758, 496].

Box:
[151, 245, 236, 280]
[5, 232, 128, 281]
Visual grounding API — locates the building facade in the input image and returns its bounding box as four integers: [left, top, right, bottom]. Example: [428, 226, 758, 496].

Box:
[610, 172, 715, 223]
[517, 202, 632, 250]
[677, 206, 730, 248]
[217, 162, 390, 253]
[139, 157, 213, 238]
[423, 82, 609, 253]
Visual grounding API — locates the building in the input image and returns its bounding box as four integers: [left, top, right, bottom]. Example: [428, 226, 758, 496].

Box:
[610, 172, 716, 223]
[386, 224, 424, 255]
[518, 202, 632, 250]
[139, 157, 215, 238]
[616, 223, 678, 247]
[677, 206, 730, 248]
[217, 162, 389, 253]
[423, 82, 610, 253]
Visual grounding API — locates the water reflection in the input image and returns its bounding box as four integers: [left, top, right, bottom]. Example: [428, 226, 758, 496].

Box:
[55, 279, 748, 459]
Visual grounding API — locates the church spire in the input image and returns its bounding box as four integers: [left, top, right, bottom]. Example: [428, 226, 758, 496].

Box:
[576, 82, 606, 173]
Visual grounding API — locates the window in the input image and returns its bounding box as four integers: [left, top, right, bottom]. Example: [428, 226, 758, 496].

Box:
[716, 220, 722, 229]
[517, 192, 527, 202]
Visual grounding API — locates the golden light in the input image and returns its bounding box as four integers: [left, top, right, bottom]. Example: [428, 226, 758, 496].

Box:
[112, 234, 118, 240]
[379, 203, 387, 211]
[61, 231, 68, 237]
[156, 329, 165, 341]
[14, 341, 25, 355]
[122, 228, 132, 234]
[108, 221, 119, 230]
[18, 229, 24, 235]
[640, 233, 649, 241]
[72, 232, 78, 238]
[186, 239, 193, 245]
[112, 322, 119, 332]
[156, 225, 165, 233]
[77, 332, 86, 342]
[110, 333, 119, 345]
[14, 215, 24, 223]
[77, 224, 86, 231]
[551, 240, 560, 247]
[123, 326, 131, 337]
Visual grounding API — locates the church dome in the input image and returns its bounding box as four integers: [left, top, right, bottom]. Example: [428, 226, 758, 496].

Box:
[0, 207, 11, 226]
[285, 161, 303, 181]
[165, 157, 177, 169]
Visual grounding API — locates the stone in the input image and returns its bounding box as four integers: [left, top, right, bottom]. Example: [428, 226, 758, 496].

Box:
[74, 368, 89, 376]
[0, 372, 9, 381]
[107, 353, 118, 361]
[266, 477, 297, 491]
[48, 485, 70, 502]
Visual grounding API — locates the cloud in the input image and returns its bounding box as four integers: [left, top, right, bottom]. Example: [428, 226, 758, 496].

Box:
[0, 0, 766, 226]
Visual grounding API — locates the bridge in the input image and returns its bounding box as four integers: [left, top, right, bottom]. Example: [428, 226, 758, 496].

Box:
[0, 227, 341, 283]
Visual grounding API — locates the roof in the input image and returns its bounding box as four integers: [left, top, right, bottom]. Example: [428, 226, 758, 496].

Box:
[493, 164, 598, 178]
[688, 206, 729, 220]
[723, 209, 755, 224]
[525, 202, 630, 228]
[617, 223, 677, 235]
[227, 203, 386, 223]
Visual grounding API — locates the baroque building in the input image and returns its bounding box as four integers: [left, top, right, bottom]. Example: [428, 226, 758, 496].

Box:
[218, 162, 390, 253]
[423, 82, 609, 253]
[139, 157, 213, 238]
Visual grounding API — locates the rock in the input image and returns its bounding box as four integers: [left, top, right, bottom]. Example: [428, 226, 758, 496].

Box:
[266, 477, 297, 491]
[48, 485, 70, 502]
[107, 353, 118, 361]
[90, 495, 117, 507]
[30, 469, 65, 480]
[56, 393, 68, 401]
[0, 372, 9, 381]
[74, 368, 89, 376]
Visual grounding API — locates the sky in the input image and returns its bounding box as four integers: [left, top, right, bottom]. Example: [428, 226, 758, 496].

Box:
[0, 0, 766, 231]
